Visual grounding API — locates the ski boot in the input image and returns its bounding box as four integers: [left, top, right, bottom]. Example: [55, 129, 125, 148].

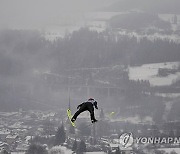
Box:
[91, 119, 98, 123]
[71, 118, 76, 123]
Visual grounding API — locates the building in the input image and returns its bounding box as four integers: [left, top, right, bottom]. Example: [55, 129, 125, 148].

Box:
[120, 146, 133, 154]
[16, 143, 29, 153]
[6, 134, 18, 145]
[0, 129, 10, 141]
[0, 142, 10, 153]
[109, 143, 119, 153]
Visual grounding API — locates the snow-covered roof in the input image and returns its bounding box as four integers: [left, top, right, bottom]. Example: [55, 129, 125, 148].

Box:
[16, 143, 29, 151]
[84, 152, 107, 154]
[157, 148, 180, 153]
[119, 146, 133, 151]
[0, 142, 8, 147]
[0, 112, 18, 117]
[109, 143, 119, 148]
[11, 152, 25, 154]
[6, 134, 18, 139]
[0, 129, 10, 135]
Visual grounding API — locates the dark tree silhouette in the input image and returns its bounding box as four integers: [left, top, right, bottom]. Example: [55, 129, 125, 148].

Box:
[78, 122, 91, 136]
[54, 124, 66, 145]
[78, 140, 86, 152]
[42, 120, 55, 135]
[69, 124, 75, 134]
[115, 147, 120, 154]
[72, 139, 78, 151]
[26, 144, 48, 154]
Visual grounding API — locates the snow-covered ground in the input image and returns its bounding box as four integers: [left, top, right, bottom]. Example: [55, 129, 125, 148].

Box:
[157, 148, 180, 154]
[42, 12, 180, 43]
[43, 12, 121, 41]
[129, 62, 180, 86]
[49, 145, 73, 154]
[159, 14, 180, 25]
[155, 93, 180, 98]
[118, 30, 180, 43]
[111, 116, 153, 124]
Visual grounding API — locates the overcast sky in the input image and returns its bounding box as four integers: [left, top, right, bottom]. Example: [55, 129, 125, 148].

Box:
[0, 0, 115, 29]
[1, 0, 179, 30]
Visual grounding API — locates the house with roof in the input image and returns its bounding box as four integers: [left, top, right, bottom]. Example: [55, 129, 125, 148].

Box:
[0, 129, 10, 141]
[15, 143, 29, 152]
[6, 134, 18, 145]
[0, 142, 10, 153]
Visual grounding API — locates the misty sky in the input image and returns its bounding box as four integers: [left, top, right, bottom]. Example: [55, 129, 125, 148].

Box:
[0, 0, 179, 29]
[0, 0, 114, 29]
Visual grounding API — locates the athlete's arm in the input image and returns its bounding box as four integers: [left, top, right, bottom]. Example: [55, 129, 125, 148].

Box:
[94, 101, 98, 109]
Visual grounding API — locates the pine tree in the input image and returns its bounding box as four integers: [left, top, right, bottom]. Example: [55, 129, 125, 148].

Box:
[1, 150, 9, 154]
[78, 122, 91, 136]
[69, 124, 75, 134]
[54, 124, 66, 145]
[26, 144, 48, 154]
[115, 147, 120, 154]
[72, 139, 77, 151]
[170, 151, 178, 154]
[78, 140, 86, 152]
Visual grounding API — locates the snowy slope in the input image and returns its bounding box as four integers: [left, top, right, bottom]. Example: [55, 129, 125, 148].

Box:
[129, 62, 180, 86]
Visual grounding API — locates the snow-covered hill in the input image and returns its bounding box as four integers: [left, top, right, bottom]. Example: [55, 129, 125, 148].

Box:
[129, 62, 180, 86]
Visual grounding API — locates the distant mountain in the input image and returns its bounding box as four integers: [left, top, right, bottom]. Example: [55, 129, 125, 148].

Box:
[103, 0, 180, 14]
[108, 12, 171, 30]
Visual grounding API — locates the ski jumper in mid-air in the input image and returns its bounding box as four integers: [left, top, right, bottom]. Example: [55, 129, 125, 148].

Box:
[71, 98, 98, 123]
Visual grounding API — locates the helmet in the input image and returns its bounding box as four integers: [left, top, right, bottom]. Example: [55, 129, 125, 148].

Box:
[88, 98, 94, 101]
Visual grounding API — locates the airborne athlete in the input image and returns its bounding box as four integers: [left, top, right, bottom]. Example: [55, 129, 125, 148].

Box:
[71, 98, 98, 123]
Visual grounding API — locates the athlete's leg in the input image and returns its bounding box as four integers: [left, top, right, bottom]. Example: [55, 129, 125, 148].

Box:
[71, 106, 87, 121]
[88, 108, 97, 122]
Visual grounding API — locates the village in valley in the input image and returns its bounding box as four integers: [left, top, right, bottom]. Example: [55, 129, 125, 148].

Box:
[0, 104, 180, 154]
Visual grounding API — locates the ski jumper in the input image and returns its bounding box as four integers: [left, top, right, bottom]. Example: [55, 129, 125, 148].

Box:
[71, 98, 98, 122]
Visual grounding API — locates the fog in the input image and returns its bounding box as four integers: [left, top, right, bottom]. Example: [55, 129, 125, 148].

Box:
[0, 0, 114, 29]
[1, 0, 179, 29]
[0, 0, 179, 108]
[1, 0, 180, 153]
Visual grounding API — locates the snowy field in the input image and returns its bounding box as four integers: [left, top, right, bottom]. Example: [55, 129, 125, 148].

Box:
[129, 62, 180, 86]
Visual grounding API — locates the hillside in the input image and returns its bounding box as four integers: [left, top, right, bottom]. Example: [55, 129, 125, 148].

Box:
[0, 28, 180, 122]
[103, 0, 180, 14]
[109, 12, 171, 31]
